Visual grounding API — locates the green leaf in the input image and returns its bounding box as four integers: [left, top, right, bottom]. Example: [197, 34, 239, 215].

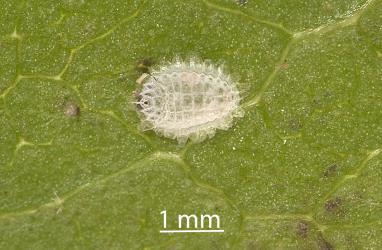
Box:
[1, 0, 381, 249]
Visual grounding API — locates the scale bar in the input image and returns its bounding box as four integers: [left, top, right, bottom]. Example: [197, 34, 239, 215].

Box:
[160, 229, 224, 233]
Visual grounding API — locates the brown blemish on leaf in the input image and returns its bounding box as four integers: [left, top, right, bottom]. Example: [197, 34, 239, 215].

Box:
[288, 119, 302, 131]
[280, 59, 289, 69]
[312, 91, 333, 108]
[317, 233, 334, 250]
[63, 102, 80, 118]
[324, 197, 342, 213]
[296, 220, 309, 238]
[323, 164, 338, 178]
[136, 58, 153, 73]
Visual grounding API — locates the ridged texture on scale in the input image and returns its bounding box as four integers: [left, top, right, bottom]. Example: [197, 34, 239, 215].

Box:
[136, 59, 243, 144]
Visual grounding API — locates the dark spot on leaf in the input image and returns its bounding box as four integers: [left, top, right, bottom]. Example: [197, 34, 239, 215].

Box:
[317, 233, 334, 250]
[312, 91, 333, 108]
[323, 164, 338, 178]
[63, 102, 80, 118]
[324, 197, 342, 213]
[136, 58, 154, 73]
[296, 220, 309, 238]
[312, 96, 322, 106]
[288, 119, 302, 131]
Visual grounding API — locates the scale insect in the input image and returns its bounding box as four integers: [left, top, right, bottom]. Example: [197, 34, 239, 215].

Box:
[134, 58, 243, 144]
